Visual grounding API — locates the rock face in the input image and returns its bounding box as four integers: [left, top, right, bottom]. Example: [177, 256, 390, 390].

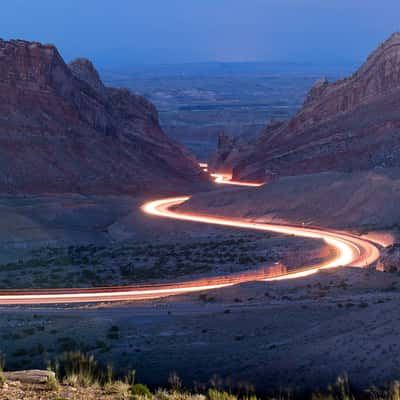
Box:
[0, 39, 205, 194]
[4, 370, 55, 384]
[209, 130, 235, 171]
[213, 32, 400, 181]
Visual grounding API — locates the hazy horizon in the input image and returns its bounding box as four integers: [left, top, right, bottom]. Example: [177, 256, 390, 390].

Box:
[2, 0, 400, 69]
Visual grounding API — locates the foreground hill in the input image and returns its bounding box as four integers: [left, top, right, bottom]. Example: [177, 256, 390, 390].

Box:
[3, 267, 400, 394]
[183, 168, 400, 230]
[212, 32, 400, 181]
[0, 39, 205, 194]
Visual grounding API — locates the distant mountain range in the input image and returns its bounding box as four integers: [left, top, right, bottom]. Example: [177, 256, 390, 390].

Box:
[0, 39, 205, 194]
[211, 32, 400, 181]
[101, 61, 356, 79]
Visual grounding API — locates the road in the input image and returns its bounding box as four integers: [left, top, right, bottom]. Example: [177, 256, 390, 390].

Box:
[0, 165, 380, 304]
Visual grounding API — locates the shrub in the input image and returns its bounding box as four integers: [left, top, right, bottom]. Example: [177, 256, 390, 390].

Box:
[168, 372, 182, 392]
[57, 337, 78, 352]
[0, 352, 5, 388]
[46, 362, 60, 392]
[57, 351, 103, 387]
[47, 373, 60, 392]
[154, 389, 206, 400]
[12, 348, 28, 357]
[207, 388, 237, 400]
[312, 374, 353, 400]
[105, 380, 131, 399]
[107, 325, 120, 340]
[388, 381, 400, 400]
[125, 369, 136, 385]
[366, 381, 400, 400]
[131, 383, 152, 398]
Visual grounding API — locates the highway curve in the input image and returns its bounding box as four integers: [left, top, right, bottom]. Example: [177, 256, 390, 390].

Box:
[0, 167, 380, 304]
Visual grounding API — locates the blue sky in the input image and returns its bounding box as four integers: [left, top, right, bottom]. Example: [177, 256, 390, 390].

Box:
[1, 0, 399, 68]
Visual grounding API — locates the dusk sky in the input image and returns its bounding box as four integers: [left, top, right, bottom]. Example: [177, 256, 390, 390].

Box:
[2, 0, 399, 68]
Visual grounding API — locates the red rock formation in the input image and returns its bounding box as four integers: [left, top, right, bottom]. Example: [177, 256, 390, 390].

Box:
[0, 39, 205, 194]
[213, 32, 400, 181]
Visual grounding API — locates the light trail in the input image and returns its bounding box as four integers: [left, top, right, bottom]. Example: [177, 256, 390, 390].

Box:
[200, 163, 264, 187]
[0, 164, 380, 304]
[210, 173, 264, 187]
[142, 197, 380, 279]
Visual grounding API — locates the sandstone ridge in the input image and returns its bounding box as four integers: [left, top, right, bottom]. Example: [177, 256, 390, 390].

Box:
[0, 39, 205, 194]
[211, 32, 400, 181]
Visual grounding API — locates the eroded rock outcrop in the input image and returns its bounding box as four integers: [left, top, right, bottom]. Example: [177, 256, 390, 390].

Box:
[0, 39, 205, 194]
[213, 32, 400, 181]
[209, 130, 235, 171]
[4, 370, 55, 384]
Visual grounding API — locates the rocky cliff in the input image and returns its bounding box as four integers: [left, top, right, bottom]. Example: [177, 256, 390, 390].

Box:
[0, 39, 205, 194]
[212, 32, 400, 181]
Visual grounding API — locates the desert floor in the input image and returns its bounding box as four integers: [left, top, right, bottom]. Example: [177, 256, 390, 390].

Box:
[0, 193, 399, 392]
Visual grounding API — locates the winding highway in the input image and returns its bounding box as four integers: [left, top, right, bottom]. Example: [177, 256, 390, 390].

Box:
[0, 165, 380, 304]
